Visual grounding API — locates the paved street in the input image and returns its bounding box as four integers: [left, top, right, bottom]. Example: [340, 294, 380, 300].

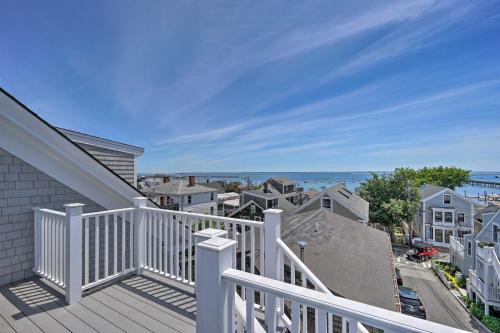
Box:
[393, 247, 485, 333]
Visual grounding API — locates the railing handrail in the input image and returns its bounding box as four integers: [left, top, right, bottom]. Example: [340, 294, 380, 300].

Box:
[82, 207, 136, 218]
[141, 206, 265, 227]
[222, 268, 469, 333]
[276, 238, 331, 294]
[33, 207, 66, 217]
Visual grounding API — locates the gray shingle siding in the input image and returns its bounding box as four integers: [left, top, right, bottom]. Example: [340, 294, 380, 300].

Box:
[76, 143, 136, 186]
[0, 147, 103, 286]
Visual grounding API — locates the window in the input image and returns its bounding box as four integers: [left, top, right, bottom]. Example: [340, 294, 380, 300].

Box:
[322, 197, 332, 209]
[457, 213, 465, 223]
[250, 204, 256, 214]
[211, 192, 214, 201]
[445, 230, 453, 243]
[210, 207, 214, 215]
[467, 241, 472, 256]
[494, 225, 499, 242]
[188, 195, 192, 204]
[444, 194, 451, 204]
[435, 229, 443, 242]
[254, 216, 262, 222]
[434, 211, 443, 223]
[444, 212, 453, 223]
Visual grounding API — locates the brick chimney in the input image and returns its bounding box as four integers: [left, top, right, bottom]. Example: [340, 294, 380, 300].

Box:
[188, 176, 196, 187]
[163, 176, 170, 183]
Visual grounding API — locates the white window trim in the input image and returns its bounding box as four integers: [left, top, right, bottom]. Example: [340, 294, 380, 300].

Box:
[432, 207, 454, 224]
[443, 194, 452, 205]
[321, 196, 332, 211]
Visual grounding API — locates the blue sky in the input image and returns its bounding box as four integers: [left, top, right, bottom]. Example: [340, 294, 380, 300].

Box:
[1, 1, 500, 172]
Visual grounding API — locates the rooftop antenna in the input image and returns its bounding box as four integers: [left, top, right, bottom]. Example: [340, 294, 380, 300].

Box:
[298, 240, 308, 262]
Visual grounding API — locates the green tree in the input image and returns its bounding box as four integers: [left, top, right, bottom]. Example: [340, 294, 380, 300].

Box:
[356, 169, 420, 239]
[413, 166, 470, 190]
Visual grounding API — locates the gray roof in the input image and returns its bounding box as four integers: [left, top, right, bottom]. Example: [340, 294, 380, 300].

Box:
[148, 179, 216, 195]
[243, 189, 278, 199]
[269, 176, 295, 186]
[419, 184, 448, 199]
[281, 210, 397, 311]
[293, 183, 369, 222]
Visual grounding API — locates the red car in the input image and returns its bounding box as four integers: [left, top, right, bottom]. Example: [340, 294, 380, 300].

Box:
[407, 245, 439, 262]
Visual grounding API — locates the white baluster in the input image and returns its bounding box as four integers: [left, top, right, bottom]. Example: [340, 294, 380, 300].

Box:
[104, 215, 109, 278]
[159, 213, 163, 273]
[114, 213, 118, 274]
[246, 287, 255, 333]
[84, 217, 89, 285]
[95, 216, 99, 281]
[291, 300, 300, 333]
[122, 211, 126, 272]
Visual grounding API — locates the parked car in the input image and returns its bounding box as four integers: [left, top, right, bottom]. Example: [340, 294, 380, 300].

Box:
[406, 245, 438, 262]
[399, 286, 426, 319]
[395, 268, 403, 286]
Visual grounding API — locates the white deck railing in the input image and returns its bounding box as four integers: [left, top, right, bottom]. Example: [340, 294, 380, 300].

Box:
[34, 198, 469, 333]
[81, 207, 136, 290]
[450, 236, 464, 257]
[34, 208, 67, 287]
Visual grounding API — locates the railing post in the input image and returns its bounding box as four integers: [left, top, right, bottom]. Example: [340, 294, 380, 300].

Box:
[133, 197, 148, 275]
[196, 236, 237, 333]
[263, 209, 282, 329]
[33, 208, 40, 274]
[194, 228, 228, 285]
[64, 203, 84, 305]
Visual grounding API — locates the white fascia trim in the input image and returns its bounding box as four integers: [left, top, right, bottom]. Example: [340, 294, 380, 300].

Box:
[0, 92, 148, 210]
[57, 127, 144, 156]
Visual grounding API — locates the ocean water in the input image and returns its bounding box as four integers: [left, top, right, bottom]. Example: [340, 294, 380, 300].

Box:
[175, 171, 500, 201]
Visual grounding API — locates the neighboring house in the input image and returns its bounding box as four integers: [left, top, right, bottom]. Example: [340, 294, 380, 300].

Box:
[145, 176, 217, 214]
[267, 176, 302, 204]
[0, 88, 151, 286]
[282, 209, 398, 312]
[291, 183, 369, 223]
[228, 200, 265, 221]
[465, 206, 500, 316]
[217, 192, 240, 216]
[241, 184, 279, 211]
[303, 189, 319, 202]
[415, 185, 474, 247]
[57, 128, 144, 187]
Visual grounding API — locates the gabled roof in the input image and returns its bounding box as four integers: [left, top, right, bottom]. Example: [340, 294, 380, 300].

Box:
[228, 200, 264, 218]
[56, 127, 144, 156]
[291, 183, 369, 222]
[419, 184, 448, 199]
[149, 179, 216, 195]
[269, 176, 295, 186]
[281, 210, 396, 310]
[419, 184, 473, 204]
[0, 87, 155, 209]
[242, 189, 278, 199]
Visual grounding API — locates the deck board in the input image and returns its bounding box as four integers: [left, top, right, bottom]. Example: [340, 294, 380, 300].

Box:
[0, 274, 196, 333]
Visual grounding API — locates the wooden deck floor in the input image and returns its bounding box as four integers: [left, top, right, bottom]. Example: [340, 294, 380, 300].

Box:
[0, 272, 196, 333]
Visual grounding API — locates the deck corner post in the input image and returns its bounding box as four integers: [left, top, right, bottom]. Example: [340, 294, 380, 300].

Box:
[64, 203, 84, 304]
[196, 236, 236, 333]
[133, 197, 148, 275]
[263, 208, 282, 327]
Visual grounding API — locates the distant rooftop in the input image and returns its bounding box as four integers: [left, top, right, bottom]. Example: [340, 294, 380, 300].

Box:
[243, 189, 278, 199]
[57, 127, 144, 156]
[149, 179, 216, 195]
[269, 176, 295, 186]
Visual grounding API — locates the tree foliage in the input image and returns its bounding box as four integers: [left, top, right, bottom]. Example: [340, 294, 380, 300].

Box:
[356, 166, 470, 227]
[356, 169, 420, 227]
[411, 166, 470, 190]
